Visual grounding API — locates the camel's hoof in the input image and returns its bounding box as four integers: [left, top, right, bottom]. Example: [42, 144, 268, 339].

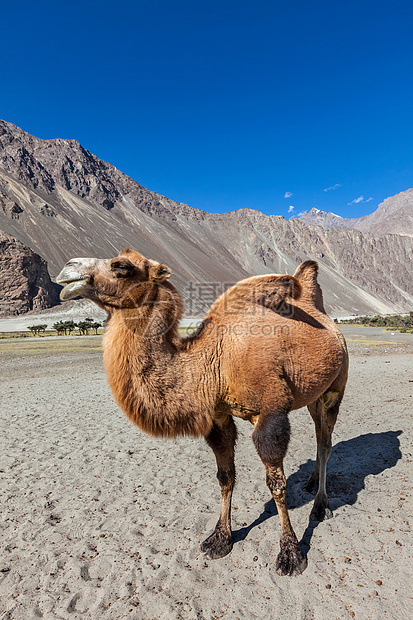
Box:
[200, 530, 233, 559]
[310, 503, 333, 522]
[276, 537, 307, 576]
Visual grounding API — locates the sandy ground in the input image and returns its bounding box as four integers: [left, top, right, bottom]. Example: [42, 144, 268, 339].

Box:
[0, 330, 412, 620]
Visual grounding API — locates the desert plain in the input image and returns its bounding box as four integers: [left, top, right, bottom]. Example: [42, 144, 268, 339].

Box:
[0, 325, 412, 620]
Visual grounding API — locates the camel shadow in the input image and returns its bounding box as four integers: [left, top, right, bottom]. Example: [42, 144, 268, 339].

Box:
[232, 430, 402, 550]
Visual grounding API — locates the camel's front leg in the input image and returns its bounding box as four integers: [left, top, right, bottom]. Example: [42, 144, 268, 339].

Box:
[253, 411, 307, 576]
[201, 417, 237, 559]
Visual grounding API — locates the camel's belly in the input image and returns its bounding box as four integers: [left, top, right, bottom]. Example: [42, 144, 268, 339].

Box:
[215, 399, 257, 423]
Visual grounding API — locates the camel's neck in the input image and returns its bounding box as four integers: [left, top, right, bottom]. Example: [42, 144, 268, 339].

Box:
[102, 301, 215, 439]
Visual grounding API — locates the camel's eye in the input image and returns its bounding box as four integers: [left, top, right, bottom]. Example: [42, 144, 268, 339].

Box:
[111, 259, 136, 278]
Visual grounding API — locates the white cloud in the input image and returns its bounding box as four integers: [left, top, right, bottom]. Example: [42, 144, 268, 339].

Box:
[348, 195, 364, 205]
[323, 183, 341, 192]
[288, 205, 295, 213]
[347, 195, 374, 205]
[284, 191, 293, 198]
[297, 212, 303, 217]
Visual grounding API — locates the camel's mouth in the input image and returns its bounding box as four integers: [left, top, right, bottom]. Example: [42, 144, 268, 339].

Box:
[57, 276, 91, 301]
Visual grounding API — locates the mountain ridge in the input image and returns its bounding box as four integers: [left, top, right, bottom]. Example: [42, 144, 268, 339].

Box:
[0, 119, 412, 317]
[298, 187, 413, 236]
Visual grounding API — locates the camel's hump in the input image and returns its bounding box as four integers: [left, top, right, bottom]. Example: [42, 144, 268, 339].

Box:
[205, 273, 302, 319]
[293, 261, 326, 312]
[293, 260, 318, 283]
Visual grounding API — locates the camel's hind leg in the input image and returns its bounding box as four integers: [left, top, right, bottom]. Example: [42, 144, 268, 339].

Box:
[201, 417, 237, 559]
[252, 410, 307, 576]
[305, 390, 342, 521]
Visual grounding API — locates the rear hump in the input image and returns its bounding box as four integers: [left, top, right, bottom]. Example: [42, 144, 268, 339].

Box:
[238, 274, 302, 309]
[293, 261, 326, 312]
[207, 274, 302, 318]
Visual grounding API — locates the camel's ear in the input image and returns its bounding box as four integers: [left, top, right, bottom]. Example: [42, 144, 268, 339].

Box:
[149, 263, 172, 282]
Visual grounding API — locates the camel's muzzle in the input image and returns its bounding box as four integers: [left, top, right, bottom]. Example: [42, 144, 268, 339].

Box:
[56, 258, 103, 301]
[58, 276, 91, 301]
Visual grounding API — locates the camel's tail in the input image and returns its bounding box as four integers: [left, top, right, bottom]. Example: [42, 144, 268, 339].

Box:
[293, 260, 326, 312]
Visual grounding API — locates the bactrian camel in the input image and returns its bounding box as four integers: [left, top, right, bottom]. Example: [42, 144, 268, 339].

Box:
[57, 248, 348, 576]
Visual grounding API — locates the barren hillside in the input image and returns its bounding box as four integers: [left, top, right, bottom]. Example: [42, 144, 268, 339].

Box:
[0, 120, 412, 316]
[298, 188, 413, 237]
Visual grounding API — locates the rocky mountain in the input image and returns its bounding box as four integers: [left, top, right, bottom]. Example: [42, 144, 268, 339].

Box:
[0, 229, 60, 316]
[298, 209, 353, 230]
[298, 188, 413, 236]
[0, 119, 412, 317]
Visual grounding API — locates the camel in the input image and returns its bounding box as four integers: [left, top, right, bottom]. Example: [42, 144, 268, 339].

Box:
[56, 248, 348, 576]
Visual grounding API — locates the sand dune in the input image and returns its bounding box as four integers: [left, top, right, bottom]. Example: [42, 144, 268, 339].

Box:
[1, 334, 412, 619]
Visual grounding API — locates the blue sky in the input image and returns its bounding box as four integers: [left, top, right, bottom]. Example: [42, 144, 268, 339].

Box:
[1, 0, 412, 218]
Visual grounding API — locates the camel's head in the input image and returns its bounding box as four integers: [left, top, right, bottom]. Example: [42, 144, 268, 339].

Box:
[56, 248, 172, 311]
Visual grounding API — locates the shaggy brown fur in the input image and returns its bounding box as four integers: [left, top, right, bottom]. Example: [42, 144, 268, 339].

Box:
[57, 250, 348, 576]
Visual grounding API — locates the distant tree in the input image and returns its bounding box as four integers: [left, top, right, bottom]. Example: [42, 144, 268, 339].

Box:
[90, 321, 101, 335]
[340, 312, 412, 331]
[77, 320, 91, 335]
[52, 320, 66, 336]
[63, 319, 76, 335]
[77, 317, 99, 335]
[27, 324, 47, 336]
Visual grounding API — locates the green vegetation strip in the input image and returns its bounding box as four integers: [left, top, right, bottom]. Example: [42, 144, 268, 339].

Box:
[0, 337, 103, 356]
[340, 312, 413, 333]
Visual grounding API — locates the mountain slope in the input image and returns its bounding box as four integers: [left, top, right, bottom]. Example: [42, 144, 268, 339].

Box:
[0, 120, 412, 316]
[298, 188, 413, 236]
[0, 229, 60, 316]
